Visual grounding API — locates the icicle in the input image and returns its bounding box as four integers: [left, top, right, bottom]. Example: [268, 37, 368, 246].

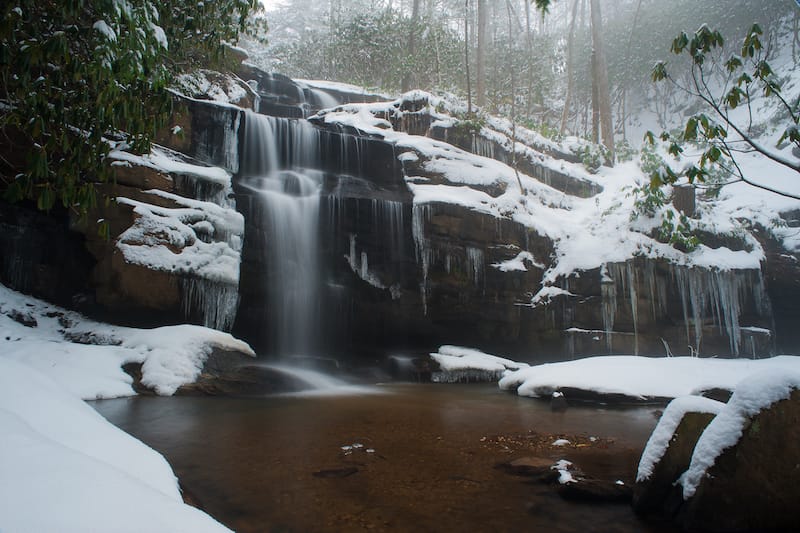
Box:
[181, 278, 240, 331]
[626, 262, 639, 356]
[466, 246, 484, 287]
[223, 111, 241, 174]
[600, 264, 616, 353]
[412, 203, 432, 315]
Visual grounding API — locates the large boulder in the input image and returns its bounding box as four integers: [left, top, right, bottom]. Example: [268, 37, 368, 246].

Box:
[678, 374, 800, 532]
[633, 396, 723, 517]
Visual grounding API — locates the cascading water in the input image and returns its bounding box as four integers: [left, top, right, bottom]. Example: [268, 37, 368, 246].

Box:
[238, 112, 323, 355]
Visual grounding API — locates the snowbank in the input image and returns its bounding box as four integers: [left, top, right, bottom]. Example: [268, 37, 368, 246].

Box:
[0, 283, 254, 398]
[636, 396, 725, 482]
[0, 358, 232, 533]
[499, 355, 800, 401]
[680, 369, 800, 499]
[430, 345, 528, 383]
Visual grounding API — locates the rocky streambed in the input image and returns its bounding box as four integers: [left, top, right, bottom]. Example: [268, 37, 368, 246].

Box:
[93, 383, 672, 533]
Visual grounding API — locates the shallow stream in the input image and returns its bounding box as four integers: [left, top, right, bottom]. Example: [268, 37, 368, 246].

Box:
[94, 383, 675, 532]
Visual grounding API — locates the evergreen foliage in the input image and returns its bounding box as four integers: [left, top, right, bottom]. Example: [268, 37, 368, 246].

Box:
[0, 0, 256, 220]
[647, 23, 800, 199]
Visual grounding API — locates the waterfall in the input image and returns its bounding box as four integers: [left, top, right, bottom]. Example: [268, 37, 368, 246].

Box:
[239, 112, 324, 355]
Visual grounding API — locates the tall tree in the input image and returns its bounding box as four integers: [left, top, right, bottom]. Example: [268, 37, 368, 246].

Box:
[402, 0, 422, 91]
[464, 0, 473, 114]
[560, 0, 580, 135]
[475, 0, 488, 107]
[590, 0, 615, 162]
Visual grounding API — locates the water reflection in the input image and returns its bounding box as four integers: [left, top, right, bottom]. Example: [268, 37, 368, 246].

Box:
[93, 384, 671, 533]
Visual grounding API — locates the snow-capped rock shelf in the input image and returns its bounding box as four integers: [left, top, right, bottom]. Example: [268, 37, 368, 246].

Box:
[429, 345, 529, 383]
[0, 283, 254, 397]
[498, 355, 800, 402]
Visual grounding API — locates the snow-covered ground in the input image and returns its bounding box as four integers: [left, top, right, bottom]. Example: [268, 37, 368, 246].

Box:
[0, 283, 253, 532]
[0, 358, 232, 533]
[498, 354, 800, 401]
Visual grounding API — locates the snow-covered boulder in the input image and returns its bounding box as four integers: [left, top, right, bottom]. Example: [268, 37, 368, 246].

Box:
[677, 370, 800, 532]
[429, 345, 527, 383]
[633, 396, 724, 517]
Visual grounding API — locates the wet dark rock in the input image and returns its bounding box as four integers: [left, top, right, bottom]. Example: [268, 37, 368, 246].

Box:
[121, 363, 156, 396]
[550, 393, 568, 411]
[63, 331, 121, 346]
[495, 457, 560, 484]
[695, 387, 733, 403]
[558, 478, 633, 503]
[8, 309, 37, 328]
[312, 467, 359, 479]
[757, 224, 800, 354]
[0, 201, 95, 311]
[673, 185, 696, 217]
[556, 387, 669, 406]
[678, 390, 800, 532]
[633, 411, 716, 518]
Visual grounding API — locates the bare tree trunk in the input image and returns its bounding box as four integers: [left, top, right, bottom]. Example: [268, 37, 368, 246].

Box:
[524, 0, 535, 120]
[590, 0, 615, 163]
[506, 0, 524, 193]
[591, 50, 599, 144]
[793, 10, 799, 66]
[560, 0, 580, 136]
[475, 0, 487, 108]
[402, 0, 422, 92]
[465, 0, 472, 115]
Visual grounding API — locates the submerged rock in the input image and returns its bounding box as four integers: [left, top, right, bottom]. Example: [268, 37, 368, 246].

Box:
[558, 478, 633, 503]
[495, 456, 560, 483]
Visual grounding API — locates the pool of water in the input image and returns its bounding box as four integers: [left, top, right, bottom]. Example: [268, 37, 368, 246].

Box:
[93, 383, 674, 532]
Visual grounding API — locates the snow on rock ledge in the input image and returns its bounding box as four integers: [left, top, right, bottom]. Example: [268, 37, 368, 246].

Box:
[430, 345, 528, 383]
[116, 190, 244, 331]
[0, 283, 254, 398]
[499, 355, 800, 401]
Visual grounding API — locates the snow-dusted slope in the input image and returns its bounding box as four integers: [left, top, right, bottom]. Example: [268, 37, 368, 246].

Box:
[312, 90, 798, 301]
[0, 357, 232, 533]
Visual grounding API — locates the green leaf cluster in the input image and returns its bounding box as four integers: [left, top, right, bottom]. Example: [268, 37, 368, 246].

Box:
[0, 0, 256, 221]
[648, 24, 799, 196]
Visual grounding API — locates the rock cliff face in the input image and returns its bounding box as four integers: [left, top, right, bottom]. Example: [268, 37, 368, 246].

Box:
[1, 64, 796, 362]
[1, 91, 246, 330]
